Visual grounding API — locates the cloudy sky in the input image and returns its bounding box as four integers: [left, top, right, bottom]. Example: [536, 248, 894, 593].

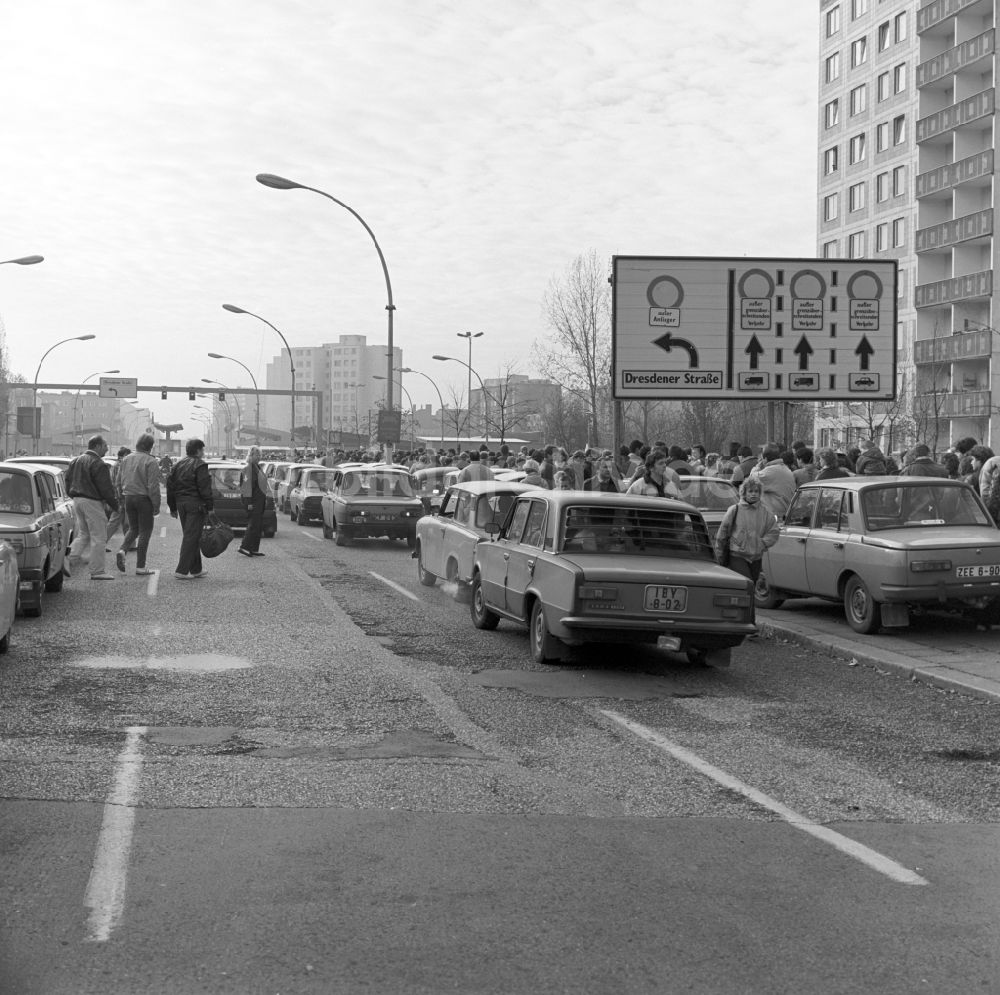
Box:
[1, 0, 818, 429]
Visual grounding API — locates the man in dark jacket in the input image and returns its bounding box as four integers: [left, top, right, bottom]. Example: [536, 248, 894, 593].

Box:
[66, 435, 119, 580]
[855, 439, 889, 476]
[166, 438, 214, 579]
[902, 444, 949, 478]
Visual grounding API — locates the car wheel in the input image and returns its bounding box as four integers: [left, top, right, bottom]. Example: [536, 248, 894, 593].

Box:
[335, 525, 351, 547]
[0, 624, 10, 654]
[470, 573, 500, 630]
[22, 581, 42, 618]
[297, 510, 310, 526]
[44, 563, 64, 593]
[844, 575, 880, 634]
[262, 529, 276, 539]
[406, 533, 416, 549]
[686, 648, 709, 666]
[416, 547, 437, 586]
[754, 573, 785, 610]
[529, 600, 562, 663]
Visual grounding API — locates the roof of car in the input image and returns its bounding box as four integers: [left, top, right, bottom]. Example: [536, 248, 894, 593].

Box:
[798, 476, 971, 490]
[445, 480, 542, 496]
[6, 455, 72, 466]
[513, 489, 700, 514]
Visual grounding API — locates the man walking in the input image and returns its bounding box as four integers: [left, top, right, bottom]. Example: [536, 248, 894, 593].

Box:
[116, 433, 162, 575]
[166, 438, 214, 579]
[65, 435, 119, 580]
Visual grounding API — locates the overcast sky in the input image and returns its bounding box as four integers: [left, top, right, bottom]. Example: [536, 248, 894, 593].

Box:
[1, 0, 818, 428]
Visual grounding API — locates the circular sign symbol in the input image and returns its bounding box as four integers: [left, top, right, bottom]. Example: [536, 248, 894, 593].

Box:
[847, 271, 883, 300]
[790, 269, 827, 300]
[646, 275, 684, 309]
[737, 269, 775, 299]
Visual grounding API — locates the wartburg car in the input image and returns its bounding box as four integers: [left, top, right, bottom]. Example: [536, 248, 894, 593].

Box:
[0, 461, 74, 616]
[414, 479, 541, 594]
[321, 465, 422, 547]
[469, 491, 755, 665]
[756, 478, 1000, 633]
[289, 467, 335, 526]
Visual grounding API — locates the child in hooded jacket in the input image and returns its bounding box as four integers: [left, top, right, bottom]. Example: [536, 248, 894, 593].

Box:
[714, 478, 780, 593]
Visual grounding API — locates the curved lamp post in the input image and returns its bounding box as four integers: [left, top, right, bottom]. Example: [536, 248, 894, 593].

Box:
[456, 332, 483, 438]
[222, 304, 295, 452]
[202, 380, 242, 450]
[397, 367, 445, 450]
[433, 353, 494, 447]
[74, 368, 120, 449]
[33, 334, 95, 454]
[255, 173, 396, 451]
[208, 352, 260, 444]
[0, 255, 44, 266]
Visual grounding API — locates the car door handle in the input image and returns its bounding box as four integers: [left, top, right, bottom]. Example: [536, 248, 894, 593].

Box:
[503, 553, 510, 561]
[527, 559, 535, 573]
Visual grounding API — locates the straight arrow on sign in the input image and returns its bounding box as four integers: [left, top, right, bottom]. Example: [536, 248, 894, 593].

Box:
[855, 335, 875, 371]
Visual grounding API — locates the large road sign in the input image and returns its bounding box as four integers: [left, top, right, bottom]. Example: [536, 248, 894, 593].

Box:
[612, 256, 898, 401]
[99, 377, 138, 399]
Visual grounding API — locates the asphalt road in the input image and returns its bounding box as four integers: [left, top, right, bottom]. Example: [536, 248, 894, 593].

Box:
[2, 513, 999, 994]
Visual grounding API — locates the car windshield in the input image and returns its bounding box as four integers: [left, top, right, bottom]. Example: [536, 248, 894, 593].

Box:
[559, 504, 714, 559]
[675, 479, 738, 512]
[303, 471, 332, 491]
[0, 472, 34, 514]
[861, 483, 993, 530]
[475, 492, 518, 528]
[342, 471, 415, 498]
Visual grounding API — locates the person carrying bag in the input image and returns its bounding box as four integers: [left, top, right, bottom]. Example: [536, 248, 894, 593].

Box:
[714, 478, 780, 613]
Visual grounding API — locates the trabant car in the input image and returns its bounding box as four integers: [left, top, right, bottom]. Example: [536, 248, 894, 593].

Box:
[674, 475, 738, 541]
[469, 491, 755, 665]
[0, 461, 75, 616]
[320, 465, 422, 547]
[412, 466, 460, 514]
[205, 460, 277, 538]
[276, 463, 324, 515]
[289, 467, 336, 525]
[414, 480, 541, 594]
[756, 477, 1000, 633]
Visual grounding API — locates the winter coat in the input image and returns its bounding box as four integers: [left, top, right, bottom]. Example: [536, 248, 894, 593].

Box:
[714, 499, 780, 563]
[749, 459, 797, 519]
[979, 456, 1000, 520]
[856, 447, 889, 475]
[626, 473, 680, 499]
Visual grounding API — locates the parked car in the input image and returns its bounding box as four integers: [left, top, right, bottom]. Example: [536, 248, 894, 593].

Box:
[0, 539, 19, 652]
[276, 463, 324, 515]
[0, 462, 75, 616]
[412, 466, 460, 514]
[289, 467, 336, 525]
[756, 477, 1000, 633]
[414, 480, 541, 593]
[205, 460, 277, 538]
[469, 490, 755, 665]
[320, 465, 422, 547]
[265, 461, 295, 503]
[673, 476, 739, 540]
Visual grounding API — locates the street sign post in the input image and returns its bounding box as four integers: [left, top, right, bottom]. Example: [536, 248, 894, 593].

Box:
[612, 256, 898, 401]
[99, 377, 139, 399]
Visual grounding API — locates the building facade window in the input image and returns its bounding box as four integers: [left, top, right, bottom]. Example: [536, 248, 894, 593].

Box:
[824, 146, 839, 174]
[826, 4, 841, 36]
[892, 217, 905, 247]
[849, 132, 867, 163]
[852, 0, 868, 17]
[849, 181, 866, 211]
[893, 63, 906, 93]
[826, 52, 841, 82]
[876, 171, 889, 201]
[850, 84, 867, 115]
[824, 192, 840, 222]
[877, 71, 890, 101]
[848, 231, 866, 258]
[892, 114, 905, 145]
[892, 164, 906, 195]
[876, 223, 889, 251]
[876, 122, 889, 152]
[851, 37, 868, 68]
[894, 11, 906, 42]
[825, 99, 840, 128]
[878, 21, 891, 50]
[822, 240, 839, 258]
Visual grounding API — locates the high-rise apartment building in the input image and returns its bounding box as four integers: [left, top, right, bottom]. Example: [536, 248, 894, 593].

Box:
[817, 0, 920, 452]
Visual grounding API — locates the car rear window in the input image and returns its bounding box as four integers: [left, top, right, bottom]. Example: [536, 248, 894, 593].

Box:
[675, 479, 738, 512]
[560, 505, 714, 559]
[0, 472, 34, 514]
[341, 471, 415, 498]
[209, 468, 243, 493]
[862, 484, 992, 530]
[303, 472, 332, 491]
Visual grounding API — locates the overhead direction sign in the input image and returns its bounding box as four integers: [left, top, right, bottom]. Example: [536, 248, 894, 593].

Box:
[99, 377, 138, 399]
[612, 256, 898, 401]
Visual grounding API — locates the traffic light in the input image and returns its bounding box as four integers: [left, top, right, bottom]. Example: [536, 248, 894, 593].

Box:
[218, 391, 225, 401]
[188, 390, 196, 401]
[161, 388, 167, 400]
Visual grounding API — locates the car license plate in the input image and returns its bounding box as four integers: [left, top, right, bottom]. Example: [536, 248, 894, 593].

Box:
[644, 585, 687, 613]
[956, 564, 1000, 579]
[374, 513, 395, 521]
[224, 492, 240, 499]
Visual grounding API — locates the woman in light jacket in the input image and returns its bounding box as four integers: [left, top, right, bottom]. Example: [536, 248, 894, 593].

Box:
[238, 446, 270, 557]
[714, 478, 780, 596]
[625, 449, 681, 499]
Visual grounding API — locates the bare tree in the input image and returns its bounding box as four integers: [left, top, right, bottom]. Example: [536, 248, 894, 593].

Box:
[443, 383, 470, 443]
[534, 250, 613, 447]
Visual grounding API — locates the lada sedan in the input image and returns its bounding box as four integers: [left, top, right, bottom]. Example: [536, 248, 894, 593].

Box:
[469, 491, 755, 665]
[289, 467, 335, 525]
[756, 477, 1000, 633]
[0, 462, 75, 616]
[320, 465, 422, 547]
[414, 479, 541, 594]
[206, 461, 277, 538]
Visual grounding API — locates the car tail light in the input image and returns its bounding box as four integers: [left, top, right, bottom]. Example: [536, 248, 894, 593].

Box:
[910, 560, 952, 573]
[713, 594, 751, 607]
[578, 586, 618, 601]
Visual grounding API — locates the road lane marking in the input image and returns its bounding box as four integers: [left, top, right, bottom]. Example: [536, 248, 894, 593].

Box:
[303, 531, 321, 541]
[146, 570, 159, 598]
[600, 710, 929, 887]
[369, 571, 420, 602]
[84, 726, 147, 942]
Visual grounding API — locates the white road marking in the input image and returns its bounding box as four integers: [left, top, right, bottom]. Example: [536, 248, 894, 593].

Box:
[302, 531, 321, 541]
[83, 726, 147, 942]
[369, 571, 420, 602]
[600, 710, 929, 887]
[146, 570, 159, 598]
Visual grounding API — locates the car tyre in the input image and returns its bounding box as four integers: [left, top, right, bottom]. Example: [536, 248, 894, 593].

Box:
[470, 574, 500, 631]
[44, 563, 64, 593]
[262, 528, 276, 539]
[297, 509, 310, 526]
[406, 533, 416, 549]
[416, 547, 437, 586]
[844, 574, 880, 634]
[529, 599, 562, 663]
[754, 573, 785, 610]
[0, 624, 10, 654]
[22, 581, 42, 618]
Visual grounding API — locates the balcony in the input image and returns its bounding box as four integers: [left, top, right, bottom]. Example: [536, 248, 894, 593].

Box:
[916, 88, 995, 144]
[915, 209, 993, 251]
[918, 0, 989, 33]
[917, 28, 995, 86]
[915, 149, 994, 198]
[914, 327, 993, 363]
[915, 269, 993, 308]
[939, 389, 992, 417]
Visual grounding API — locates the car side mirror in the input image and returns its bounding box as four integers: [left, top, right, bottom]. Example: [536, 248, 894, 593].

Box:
[484, 521, 501, 538]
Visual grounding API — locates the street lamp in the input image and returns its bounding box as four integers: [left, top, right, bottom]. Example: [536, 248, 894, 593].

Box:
[222, 304, 295, 452]
[255, 173, 396, 455]
[433, 354, 494, 447]
[202, 380, 242, 451]
[456, 332, 483, 438]
[191, 408, 216, 451]
[0, 255, 44, 266]
[208, 352, 260, 445]
[397, 367, 445, 450]
[32, 334, 95, 454]
[373, 376, 416, 449]
[74, 368, 120, 449]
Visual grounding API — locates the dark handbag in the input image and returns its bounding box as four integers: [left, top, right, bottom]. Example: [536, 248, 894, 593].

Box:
[200, 513, 235, 558]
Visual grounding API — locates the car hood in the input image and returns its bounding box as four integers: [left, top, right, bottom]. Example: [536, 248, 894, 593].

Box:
[0, 518, 35, 532]
[556, 553, 751, 588]
[861, 527, 1000, 550]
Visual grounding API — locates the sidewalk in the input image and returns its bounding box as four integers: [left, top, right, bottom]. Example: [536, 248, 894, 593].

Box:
[757, 599, 1000, 705]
